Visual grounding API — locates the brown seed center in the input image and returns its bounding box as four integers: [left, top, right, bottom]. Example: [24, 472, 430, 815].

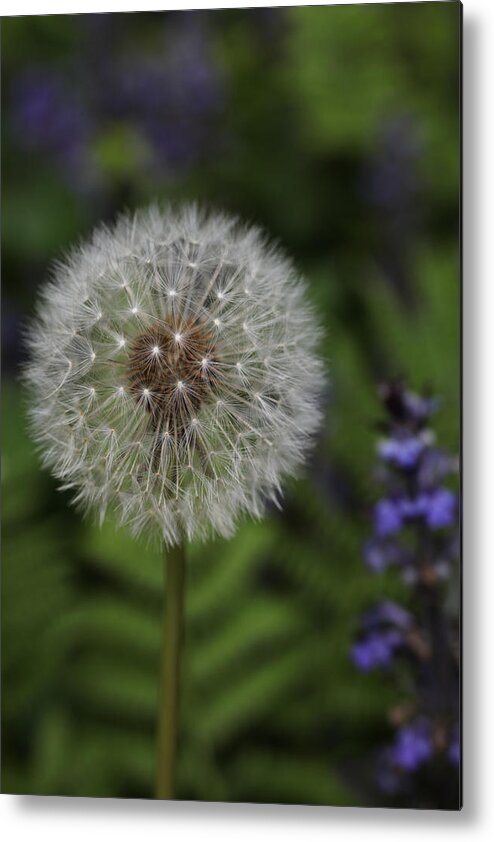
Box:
[127, 321, 219, 430]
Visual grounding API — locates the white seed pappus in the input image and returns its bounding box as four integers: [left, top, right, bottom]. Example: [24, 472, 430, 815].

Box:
[24, 205, 325, 545]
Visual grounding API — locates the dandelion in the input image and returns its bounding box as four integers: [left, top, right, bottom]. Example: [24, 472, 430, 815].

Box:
[24, 204, 324, 545]
[24, 203, 325, 799]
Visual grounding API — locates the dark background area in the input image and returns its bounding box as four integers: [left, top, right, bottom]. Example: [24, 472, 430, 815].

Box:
[1, 3, 460, 807]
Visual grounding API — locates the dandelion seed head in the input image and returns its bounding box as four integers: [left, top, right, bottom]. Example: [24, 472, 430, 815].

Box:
[24, 204, 325, 545]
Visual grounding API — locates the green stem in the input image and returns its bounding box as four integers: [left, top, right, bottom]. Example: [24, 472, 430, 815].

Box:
[155, 540, 187, 800]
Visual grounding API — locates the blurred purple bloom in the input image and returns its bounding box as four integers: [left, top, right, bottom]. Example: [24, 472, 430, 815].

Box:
[376, 748, 403, 794]
[379, 381, 438, 428]
[166, 21, 222, 113]
[378, 435, 425, 469]
[392, 719, 433, 771]
[417, 448, 457, 489]
[363, 538, 397, 572]
[365, 115, 421, 213]
[352, 629, 403, 672]
[422, 488, 457, 530]
[448, 727, 460, 766]
[352, 601, 411, 671]
[366, 600, 412, 630]
[362, 118, 423, 303]
[374, 498, 403, 536]
[9, 14, 225, 187]
[375, 490, 456, 535]
[398, 496, 425, 519]
[12, 68, 89, 162]
[402, 391, 439, 424]
[363, 540, 388, 572]
[109, 19, 224, 170]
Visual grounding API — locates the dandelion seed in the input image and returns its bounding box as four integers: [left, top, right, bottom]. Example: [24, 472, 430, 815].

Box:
[24, 204, 325, 546]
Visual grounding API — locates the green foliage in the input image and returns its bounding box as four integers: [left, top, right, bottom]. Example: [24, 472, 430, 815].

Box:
[284, 3, 460, 198]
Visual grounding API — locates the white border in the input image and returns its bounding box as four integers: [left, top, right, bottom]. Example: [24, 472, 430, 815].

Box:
[0, 0, 462, 17]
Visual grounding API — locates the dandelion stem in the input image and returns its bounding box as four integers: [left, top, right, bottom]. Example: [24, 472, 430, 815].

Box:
[155, 540, 187, 800]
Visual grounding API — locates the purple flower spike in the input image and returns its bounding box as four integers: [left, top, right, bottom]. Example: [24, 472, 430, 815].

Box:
[354, 382, 459, 803]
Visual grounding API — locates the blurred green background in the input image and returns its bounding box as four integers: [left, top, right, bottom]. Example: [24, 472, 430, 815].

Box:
[1, 3, 460, 806]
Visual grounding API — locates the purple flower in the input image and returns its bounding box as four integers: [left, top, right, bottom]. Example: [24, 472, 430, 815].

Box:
[363, 539, 389, 572]
[374, 499, 403, 536]
[378, 436, 425, 469]
[363, 539, 400, 572]
[402, 391, 439, 424]
[398, 496, 426, 519]
[378, 381, 438, 427]
[448, 726, 460, 766]
[365, 115, 421, 210]
[423, 488, 457, 530]
[12, 69, 89, 161]
[392, 719, 433, 771]
[417, 449, 457, 489]
[366, 600, 412, 630]
[111, 18, 224, 170]
[376, 748, 403, 794]
[351, 628, 403, 672]
[8, 14, 226, 189]
[383, 490, 457, 530]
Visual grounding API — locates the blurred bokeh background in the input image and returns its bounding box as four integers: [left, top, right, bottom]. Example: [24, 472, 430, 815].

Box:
[2, 3, 460, 808]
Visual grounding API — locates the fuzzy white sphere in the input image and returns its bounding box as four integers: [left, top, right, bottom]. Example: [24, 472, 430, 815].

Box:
[24, 205, 325, 545]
